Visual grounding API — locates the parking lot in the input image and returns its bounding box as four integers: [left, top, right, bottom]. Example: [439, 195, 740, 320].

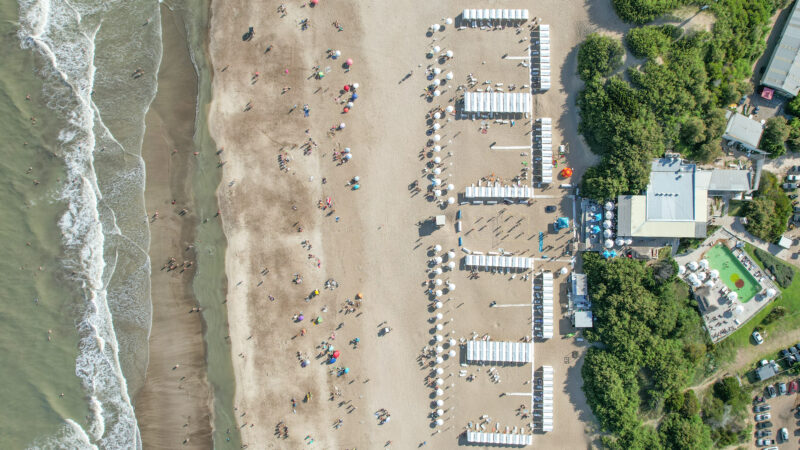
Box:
[752, 380, 800, 449]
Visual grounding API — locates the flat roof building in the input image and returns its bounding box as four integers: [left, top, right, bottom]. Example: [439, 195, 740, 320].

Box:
[617, 158, 753, 239]
[761, 0, 800, 97]
[573, 310, 593, 328]
[722, 112, 765, 152]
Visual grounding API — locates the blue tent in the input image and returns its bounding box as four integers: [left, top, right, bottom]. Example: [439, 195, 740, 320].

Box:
[591, 225, 601, 234]
[610, 250, 617, 258]
[555, 217, 569, 230]
[602, 250, 610, 259]
[594, 213, 602, 222]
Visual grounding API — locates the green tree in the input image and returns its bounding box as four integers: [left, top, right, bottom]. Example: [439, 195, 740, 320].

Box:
[681, 390, 700, 416]
[626, 25, 681, 59]
[712, 377, 748, 410]
[760, 116, 789, 157]
[612, 0, 686, 24]
[788, 117, 800, 152]
[787, 94, 800, 117]
[659, 413, 713, 450]
[680, 116, 707, 145]
[578, 34, 625, 81]
[744, 171, 792, 242]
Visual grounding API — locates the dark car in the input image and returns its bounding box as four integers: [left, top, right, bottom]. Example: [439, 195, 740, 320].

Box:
[792, 194, 800, 199]
[756, 421, 773, 429]
[780, 349, 795, 363]
[545, 205, 556, 213]
[790, 346, 800, 358]
[756, 429, 772, 437]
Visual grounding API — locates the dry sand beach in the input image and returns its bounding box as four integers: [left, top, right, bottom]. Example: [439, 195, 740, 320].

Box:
[205, 0, 631, 447]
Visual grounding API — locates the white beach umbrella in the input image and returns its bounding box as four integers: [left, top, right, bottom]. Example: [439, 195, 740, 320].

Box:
[605, 211, 614, 220]
[339, 122, 346, 129]
[767, 288, 777, 297]
[433, 67, 442, 75]
[445, 18, 453, 24]
[433, 189, 442, 197]
[604, 239, 614, 248]
[352, 83, 359, 89]
[433, 90, 441, 97]
[433, 168, 442, 175]
[604, 202, 614, 211]
[435, 289, 443, 297]
[434, 244, 442, 252]
[433, 145, 442, 152]
[436, 399, 444, 406]
[433, 45, 441, 53]
[448, 350, 456, 357]
[700, 259, 709, 269]
[678, 265, 686, 275]
[624, 238, 633, 245]
[435, 356, 443, 364]
[434, 268, 443, 275]
[435, 301, 443, 309]
[446, 50, 453, 58]
[615, 237, 624, 246]
[436, 418, 444, 426]
[447, 197, 455, 205]
[436, 408, 444, 416]
[710, 269, 719, 279]
[446, 105, 454, 113]
[436, 389, 444, 396]
[334, 50, 341, 58]
[436, 313, 443, 320]
[434, 157, 442, 164]
[603, 229, 613, 238]
[445, 72, 454, 80]
[603, 219, 612, 229]
[697, 271, 707, 281]
[560, 267, 568, 275]
[687, 273, 699, 283]
[431, 178, 441, 186]
[705, 280, 715, 288]
[343, 153, 352, 161]
[433, 123, 441, 131]
[447, 261, 455, 270]
[449, 338, 456, 346]
[436, 367, 444, 375]
[434, 112, 442, 119]
[688, 261, 699, 271]
[433, 134, 441, 142]
[436, 344, 444, 352]
[728, 291, 738, 301]
[436, 378, 444, 386]
[435, 279, 443, 286]
[432, 23, 441, 31]
[436, 323, 444, 331]
[447, 251, 456, 259]
[447, 283, 456, 291]
[434, 256, 443, 264]
[735, 304, 744, 314]
[446, 184, 454, 191]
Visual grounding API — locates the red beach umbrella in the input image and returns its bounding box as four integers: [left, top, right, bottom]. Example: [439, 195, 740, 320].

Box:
[343, 85, 350, 91]
[333, 350, 340, 358]
[345, 58, 353, 66]
[343, 107, 349, 113]
[311, 0, 318, 4]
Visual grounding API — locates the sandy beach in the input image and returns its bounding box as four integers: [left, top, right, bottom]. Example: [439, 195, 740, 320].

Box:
[134, 6, 213, 448]
[206, 0, 630, 447]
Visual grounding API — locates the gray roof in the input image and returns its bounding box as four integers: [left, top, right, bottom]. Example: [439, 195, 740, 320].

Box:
[756, 364, 778, 381]
[762, 0, 800, 96]
[574, 310, 593, 328]
[722, 113, 764, 150]
[646, 159, 696, 221]
[709, 170, 752, 192]
[571, 273, 587, 297]
[617, 195, 633, 236]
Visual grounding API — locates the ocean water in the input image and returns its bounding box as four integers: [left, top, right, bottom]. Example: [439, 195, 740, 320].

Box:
[3, 0, 163, 447]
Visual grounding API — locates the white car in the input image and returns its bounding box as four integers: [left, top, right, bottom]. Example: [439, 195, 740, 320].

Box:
[753, 331, 764, 345]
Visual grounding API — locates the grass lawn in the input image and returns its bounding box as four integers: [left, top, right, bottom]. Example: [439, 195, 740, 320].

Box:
[727, 200, 747, 217]
[712, 244, 800, 363]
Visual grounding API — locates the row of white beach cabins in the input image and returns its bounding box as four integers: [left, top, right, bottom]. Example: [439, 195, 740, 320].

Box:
[464, 253, 534, 271]
[461, 8, 530, 26]
[532, 25, 551, 91]
[462, 92, 532, 118]
[536, 272, 555, 339]
[539, 366, 555, 432]
[533, 117, 553, 184]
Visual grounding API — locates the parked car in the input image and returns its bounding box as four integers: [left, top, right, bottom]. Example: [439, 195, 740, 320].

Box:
[779, 383, 787, 395]
[755, 404, 771, 412]
[794, 206, 800, 213]
[756, 429, 772, 437]
[784, 183, 798, 190]
[779, 427, 789, 442]
[756, 420, 773, 429]
[766, 384, 777, 398]
[790, 380, 799, 394]
[789, 346, 799, 358]
[788, 175, 800, 181]
[780, 349, 795, 363]
[545, 205, 556, 213]
[791, 194, 800, 199]
[764, 447, 778, 450]
[757, 438, 776, 446]
[753, 331, 764, 345]
[755, 413, 771, 422]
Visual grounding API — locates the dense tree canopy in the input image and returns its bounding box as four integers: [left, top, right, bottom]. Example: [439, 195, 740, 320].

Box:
[626, 25, 682, 59]
[612, 0, 686, 24]
[760, 116, 789, 157]
[577, 34, 625, 81]
[744, 171, 792, 242]
[581, 254, 709, 449]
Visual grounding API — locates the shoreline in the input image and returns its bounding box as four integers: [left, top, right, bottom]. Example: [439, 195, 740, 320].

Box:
[134, 5, 213, 448]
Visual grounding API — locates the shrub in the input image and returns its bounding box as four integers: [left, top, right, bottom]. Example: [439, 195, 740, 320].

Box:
[626, 25, 681, 59]
[788, 118, 800, 153]
[612, 0, 686, 24]
[787, 95, 800, 117]
[578, 34, 625, 81]
[760, 116, 789, 157]
[744, 172, 792, 243]
[753, 247, 794, 288]
[761, 306, 787, 325]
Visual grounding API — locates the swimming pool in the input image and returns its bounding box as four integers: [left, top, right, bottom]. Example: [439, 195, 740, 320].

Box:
[705, 244, 761, 303]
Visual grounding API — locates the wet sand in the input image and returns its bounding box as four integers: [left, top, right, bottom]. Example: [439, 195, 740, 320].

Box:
[134, 6, 213, 448]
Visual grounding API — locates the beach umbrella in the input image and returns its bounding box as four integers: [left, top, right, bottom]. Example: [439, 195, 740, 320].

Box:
[446, 50, 453, 58]
[432, 23, 441, 31]
[434, 268, 443, 275]
[334, 50, 341, 58]
[687, 261, 699, 271]
[767, 288, 777, 297]
[436, 312, 443, 320]
[445, 17, 453, 24]
[434, 256, 443, 264]
[445, 72, 454, 80]
[432, 123, 441, 131]
[435, 335, 443, 342]
[603, 219, 612, 229]
[436, 367, 444, 375]
[431, 178, 441, 186]
[728, 291, 738, 301]
[447, 197, 455, 205]
[433, 145, 442, 153]
[705, 279, 715, 288]
[344, 147, 351, 153]
[433, 45, 441, 53]
[435, 356, 443, 364]
[447, 251, 455, 259]
[446, 184, 454, 191]
[435, 301, 443, 309]
[352, 83, 359, 89]
[351, 93, 358, 100]
[434, 244, 442, 252]
[449, 338, 456, 346]
[298, 314, 304, 321]
[700, 259, 710, 269]
[316, 316, 323, 324]
[688, 273, 699, 283]
[343, 154, 352, 161]
[560, 267, 568, 275]
[436, 378, 444, 386]
[435, 279, 443, 286]
[436, 407, 444, 415]
[433, 156, 442, 164]
[433, 167, 442, 175]
[436, 399, 444, 406]
[332, 350, 340, 358]
[436, 389, 444, 396]
[329, 357, 337, 363]
[342, 107, 350, 113]
[591, 225, 600, 234]
[345, 58, 353, 66]
[615, 237, 624, 246]
[604, 239, 614, 248]
[735, 304, 744, 314]
[603, 229, 612, 238]
[433, 134, 441, 142]
[344, 367, 350, 374]
[448, 350, 456, 357]
[433, 67, 442, 75]
[339, 122, 346, 129]
[447, 283, 455, 291]
[301, 360, 308, 367]
[311, 0, 319, 5]
[436, 344, 444, 352]
[678, 265, 686, 275]
[447, 262, 455, 270]
[624, 238, 633, 245]
[343, 85, 350, 92]
[433, 90, 441, 97]
[610, 250, 617, 258]
[710, 269, 719, 279]
[347, 101, 354, 108]
[436, 323, 443, 331]
[434, 112, 442, 119]
[435, 289, 443, 297]
[604, 202, 614, 211]
[427, 50, 435, 58]
[446, 105, 454, 113]
[605, 210, 614, 220]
